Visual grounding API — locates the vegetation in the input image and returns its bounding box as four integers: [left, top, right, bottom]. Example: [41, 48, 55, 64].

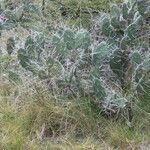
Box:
[0, 0, 150, 149]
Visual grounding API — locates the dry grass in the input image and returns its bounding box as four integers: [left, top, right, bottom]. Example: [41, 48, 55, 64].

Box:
[0, 76, 150, 150]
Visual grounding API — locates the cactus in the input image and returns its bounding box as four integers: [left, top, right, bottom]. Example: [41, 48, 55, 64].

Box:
[75, 30, 91, 49]
[142, 57, 150, 72]
[125, 23, 137, 40]
[52, 34, 67, 55]
[120, 36, 131, 50]
[101, 16, 115, 37]
[1, 0, 149, 122]
[109, 49, 130, 88]
[101, 2, 144, 41]
[24, 35, 44, 60]
[111, 17, 120, 29]
[17, 48, 38, 73]
[122, 2, 129, 20]
[6, 37, 15, 55]
[93, 41, 108, 65]
[130, 51, 142, 64]
[25, 36, 36, 59]
[92, 77, 106, 100]
[63, 29, 75, 50]
[99, 2, 145, 89]
[133, 12, 143, 25]
[110, 4, 121, 18]
[137, 0, 150, 17]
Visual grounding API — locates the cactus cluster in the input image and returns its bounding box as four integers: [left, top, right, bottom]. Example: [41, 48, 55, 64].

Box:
[0, 2, 43, 31]
[15, 0, 149, 116]
[52, 29, 91, 55]
[100, 0, 149, 88]
[97, 0, 149, 115]
[1, 0, 149, 120]
[17, 35, 44, 74]
[101, 0, 149, 40]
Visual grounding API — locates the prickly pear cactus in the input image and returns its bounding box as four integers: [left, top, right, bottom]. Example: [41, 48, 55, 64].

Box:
[0, 2, 44, 31]
[6, 37, 15, 55]
[93, 41, 108, 65]
[109, 49, 130, 87]
[99, 1, 149, 92]
[92, 77, 106, 100]
[110, 4, 121, 18]
[122, 2, 129, 20]
[63, 29, 75, 50]
[130, 51, 142, 64]
[137, 0, 150, 17]
[120, 36, 131, 50]
[75, 29, 91, 49]
[101, 15, 115, 37]
[17, 35, 45, 74]
[124, 23, 137, 40]
[52, 34, 67, 55]
[111, 17, 120, 29]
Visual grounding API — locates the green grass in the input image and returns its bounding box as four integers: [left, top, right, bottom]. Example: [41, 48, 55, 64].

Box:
[0, 77, 150, 150]
[44, 0, 123, 28]
[1, 0, 122, 29]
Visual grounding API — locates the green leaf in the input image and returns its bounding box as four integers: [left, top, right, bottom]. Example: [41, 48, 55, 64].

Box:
[101, 16, 116, 37]
[130, 52, 142, 64]
[63, 29, 75, 50]
[111, 17, 120, 29]
[52, 34, 67, 55]
[122, 2, 129, 20]
[110, 4, 120, 18]
[120, 36, 131, 50]
[6, 37, 15, 55]
[137, 0, 149, 16]
[142, 58, 150, 72]
[17, 48, 37, 73]
[93, 41, 108, 65]
[75, 30, 91, 49]
[92, 77, 106, 100]
[125, 23, 137, 40]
